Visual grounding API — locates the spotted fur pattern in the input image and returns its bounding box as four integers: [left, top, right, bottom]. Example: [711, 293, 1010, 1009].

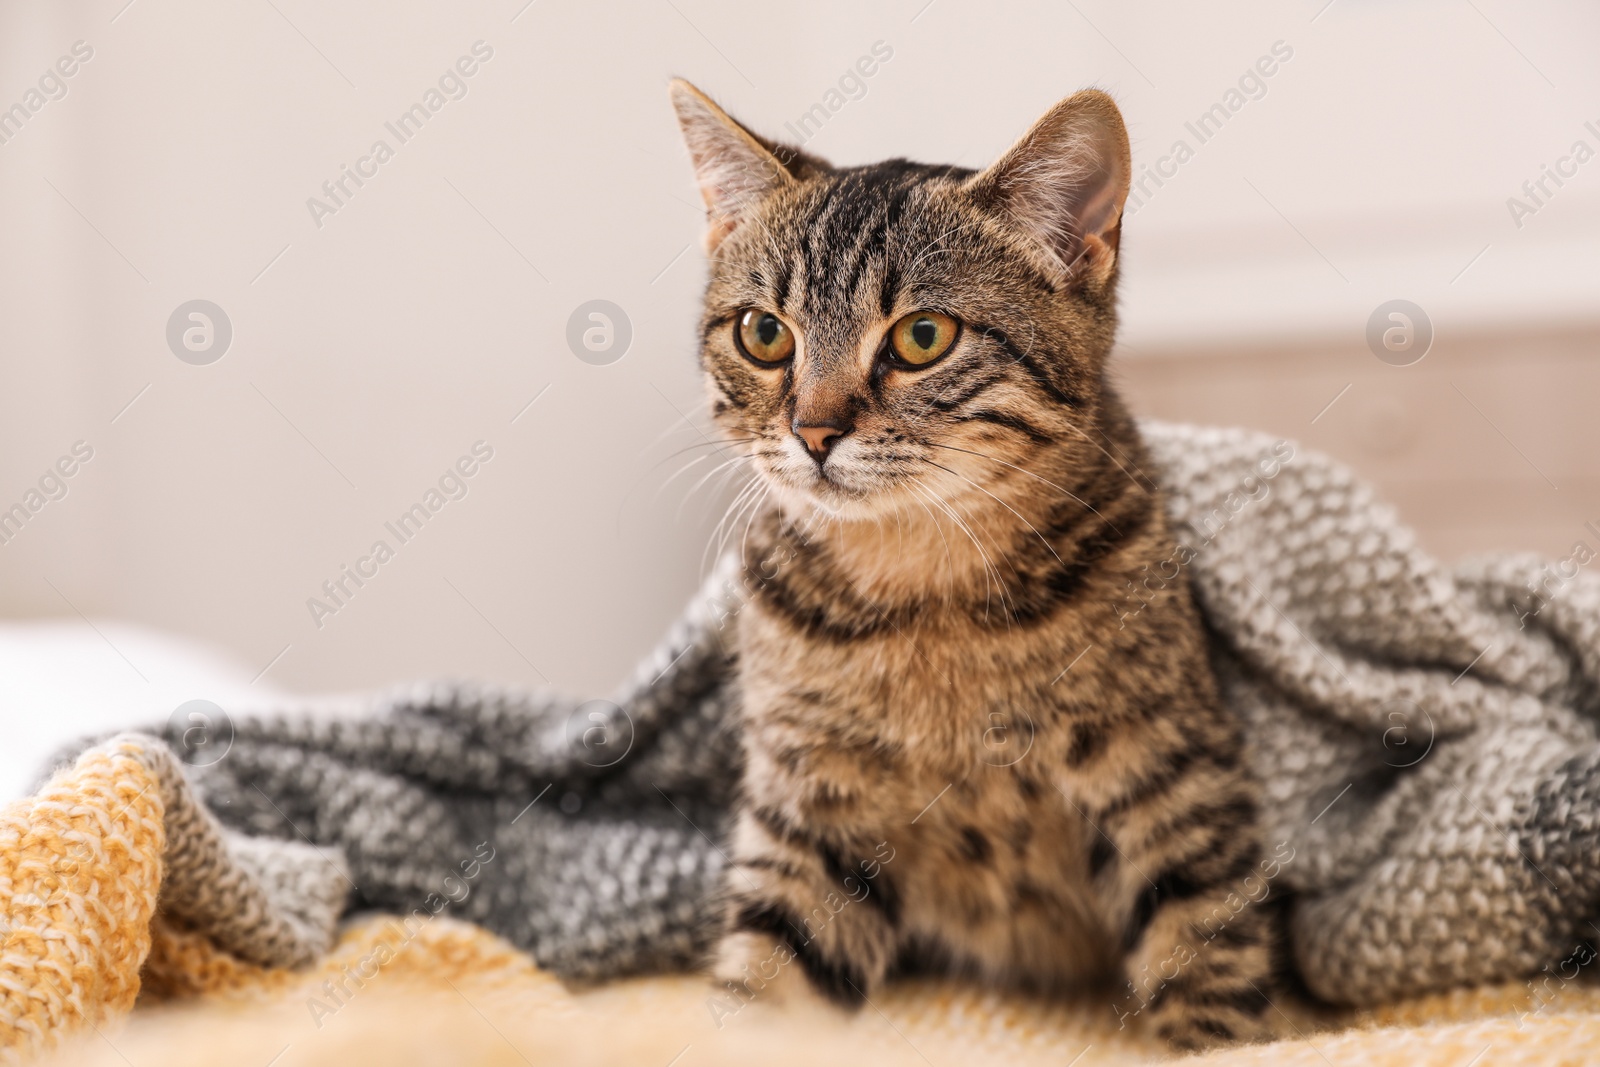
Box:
[670, 81, 1277, 1050]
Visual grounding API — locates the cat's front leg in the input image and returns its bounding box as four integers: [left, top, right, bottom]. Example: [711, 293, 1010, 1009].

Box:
[1081, 771, 1281, 1050]
[711, 805, 898, 1011]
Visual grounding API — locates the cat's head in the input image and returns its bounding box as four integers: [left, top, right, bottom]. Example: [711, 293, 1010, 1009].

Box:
[670, 80, 1131, 525]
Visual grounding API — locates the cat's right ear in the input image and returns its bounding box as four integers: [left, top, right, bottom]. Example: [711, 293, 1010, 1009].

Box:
[669, 79, 803, 253]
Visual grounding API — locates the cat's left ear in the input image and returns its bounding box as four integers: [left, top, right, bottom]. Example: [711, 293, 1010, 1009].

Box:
[669, 79, 824, 253]
[966, 90, 1131, 286]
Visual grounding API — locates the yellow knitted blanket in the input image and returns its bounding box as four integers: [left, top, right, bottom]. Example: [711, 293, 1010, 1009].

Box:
[8, 737, 1600, 1066]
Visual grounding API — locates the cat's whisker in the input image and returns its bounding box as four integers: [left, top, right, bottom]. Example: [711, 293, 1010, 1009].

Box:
[907, 483, 959, 605]
[674, 453, 753, 525]
[913, 480, 1012, 620]
[707, 474, 768, 572]
[927, 441, 1120, 535]
[922, 457, 1065, 569]
[718, 478, 763, 552]
[680, 448, 754, 497]
[616, 436, 757, 529]
[654, 436, 759, 466]
[892, 491, 906, 558]
[944, 486, 1028, 621]
[692, 461, 761, 543]
[701, 473, 761, 576]
[721, 481, 771, 567]
[1095, 428, 1157, 487]
[637, 410, 754, 458]
[654, 450, 719, 512]
[654, 449, 724, 506]
[867, 495, 891, 556]
[739, 483, 773, 564]
[696, 456, 759, 533]
[712, 470, 763, 539]
[649, 441, 755, 486]
[1053, 415, 1154, 495]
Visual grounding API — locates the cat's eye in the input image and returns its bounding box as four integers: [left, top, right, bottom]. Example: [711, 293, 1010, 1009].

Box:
[888, 311, 960, 367]
[734, 310, 796, 365]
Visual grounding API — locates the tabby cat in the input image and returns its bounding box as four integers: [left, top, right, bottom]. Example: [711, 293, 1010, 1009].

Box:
[669, 79, 1276, 1050]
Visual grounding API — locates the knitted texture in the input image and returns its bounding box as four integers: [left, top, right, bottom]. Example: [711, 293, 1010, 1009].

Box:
[15, 421, 1600, 1060]
[0, 736, 344, 1063]
[1142, 423, 1600, 1003]
[0, 739, 163, 1062]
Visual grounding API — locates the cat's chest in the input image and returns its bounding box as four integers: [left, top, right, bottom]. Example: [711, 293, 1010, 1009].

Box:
[738, 599, 1072, 773]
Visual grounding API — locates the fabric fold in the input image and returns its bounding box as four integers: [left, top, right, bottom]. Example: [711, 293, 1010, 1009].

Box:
[0, 734, 346, 1063]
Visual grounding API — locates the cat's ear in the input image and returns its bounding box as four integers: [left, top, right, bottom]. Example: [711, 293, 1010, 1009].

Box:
[967, 90, 1131, 285]
[669, 79, 821, 253]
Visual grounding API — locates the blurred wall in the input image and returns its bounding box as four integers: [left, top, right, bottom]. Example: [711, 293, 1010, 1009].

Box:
[0, 0, 1596, 698]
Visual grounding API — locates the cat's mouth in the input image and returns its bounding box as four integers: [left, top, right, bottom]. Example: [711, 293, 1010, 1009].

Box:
[753, 440, 915, 518]
[785, 461, 871, 501]
[748, 431, 1008, 522]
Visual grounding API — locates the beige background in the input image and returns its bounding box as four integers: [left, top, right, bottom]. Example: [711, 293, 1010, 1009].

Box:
[0, 0, 1596, 705]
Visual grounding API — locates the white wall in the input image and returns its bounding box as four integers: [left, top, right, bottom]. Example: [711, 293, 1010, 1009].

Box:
[0, 0, 1596, 700]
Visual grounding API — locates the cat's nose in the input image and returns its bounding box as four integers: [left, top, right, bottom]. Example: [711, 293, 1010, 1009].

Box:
[793, 418, 852, 461]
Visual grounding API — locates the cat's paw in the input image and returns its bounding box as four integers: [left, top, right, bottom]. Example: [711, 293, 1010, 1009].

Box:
[1154, 1005, 1279, 1053]
[710, 931, 831, 1014]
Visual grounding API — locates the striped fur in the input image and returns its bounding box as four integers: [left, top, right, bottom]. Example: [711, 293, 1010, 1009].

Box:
[671, 81, 1277, 1050]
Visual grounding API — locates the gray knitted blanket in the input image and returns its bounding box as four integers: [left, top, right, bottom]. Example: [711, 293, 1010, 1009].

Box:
[47, 422, 1600, 1007]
